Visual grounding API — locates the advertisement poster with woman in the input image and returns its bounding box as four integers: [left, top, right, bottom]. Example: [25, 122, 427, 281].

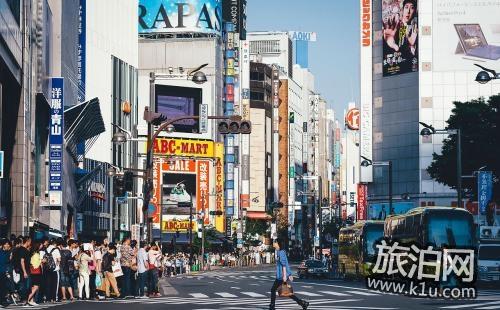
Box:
[382, 0, 418, 76]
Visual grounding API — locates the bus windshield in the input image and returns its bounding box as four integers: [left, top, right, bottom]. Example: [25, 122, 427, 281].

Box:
[427, 213, 474, 248]
[479, 245, 500, 260]
[365, 225, 384, 257]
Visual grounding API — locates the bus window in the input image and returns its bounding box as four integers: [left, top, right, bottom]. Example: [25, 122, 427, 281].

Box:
[365, 226, 384, 257]
[427, 214, 474, 248]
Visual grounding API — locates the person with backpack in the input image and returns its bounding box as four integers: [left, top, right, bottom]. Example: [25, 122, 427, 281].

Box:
[59, 241, 75, 301]
[44, 239, 61, 303]
[269, 238, 309, 310]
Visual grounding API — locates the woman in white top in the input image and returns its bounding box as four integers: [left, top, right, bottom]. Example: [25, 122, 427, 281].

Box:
[77, 248, 92, 299]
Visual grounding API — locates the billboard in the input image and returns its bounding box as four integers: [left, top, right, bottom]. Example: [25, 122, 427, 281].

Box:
[367, 202, 414, 220]
[289, 31, 317, 42]
[433, 0, 500, 71]
[138, 0, 222, 35]
[152, 158, 211, 229]
[382, 0, 418, 76]
[478, 171, 493, 215]
[155, 85, 202, 133]
[360, 0, 373, 182]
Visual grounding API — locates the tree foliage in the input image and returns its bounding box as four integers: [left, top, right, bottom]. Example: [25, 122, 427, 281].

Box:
[427, 95, 500, 201]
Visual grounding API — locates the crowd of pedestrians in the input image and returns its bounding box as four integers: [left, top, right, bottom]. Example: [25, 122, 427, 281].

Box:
[0, 236, 174, 307]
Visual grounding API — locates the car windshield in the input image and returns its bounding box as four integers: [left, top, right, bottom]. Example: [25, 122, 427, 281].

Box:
[364, 225, 384, 256]
[306, 260, 323, 268]
[479, 245, 500, 260]
[427, 213, 474, 248]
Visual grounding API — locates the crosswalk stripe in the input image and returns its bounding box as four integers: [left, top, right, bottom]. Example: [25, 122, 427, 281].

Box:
[295, 291, 323, 297]
[240, 292, 266, 297]
[348, 291, 379, 296]
[215, 292, 238, 298]
[190, 293, 209, 298]
[319, 290, 350, 296]
[475, 306, 500, 310]
[441, 301, 500, 309]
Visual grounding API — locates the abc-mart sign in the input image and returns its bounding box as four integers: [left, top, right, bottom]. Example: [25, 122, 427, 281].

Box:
[138, 0, 222, 36]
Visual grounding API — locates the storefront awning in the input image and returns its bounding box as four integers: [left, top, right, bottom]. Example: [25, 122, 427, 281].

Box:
[64, 98, 105, 158]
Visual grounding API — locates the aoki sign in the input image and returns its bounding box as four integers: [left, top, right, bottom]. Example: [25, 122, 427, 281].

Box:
[138, 0, 222, 35]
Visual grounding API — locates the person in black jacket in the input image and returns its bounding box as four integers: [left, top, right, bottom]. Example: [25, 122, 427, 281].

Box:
[102, 245, 120, 298]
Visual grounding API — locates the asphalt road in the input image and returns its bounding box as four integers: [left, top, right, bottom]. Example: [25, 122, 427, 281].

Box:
[3, 266, 500, 310]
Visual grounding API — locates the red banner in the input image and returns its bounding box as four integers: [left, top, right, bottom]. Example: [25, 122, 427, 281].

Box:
[357, 184, 367, 221]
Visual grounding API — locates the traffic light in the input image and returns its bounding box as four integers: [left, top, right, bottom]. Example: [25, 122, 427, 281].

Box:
[124, 171, 134, 192]
[209, 210, 224, 216]
[142, 180, 153, 211]
[217, 120, 252, 134]
[113, 175, 125, 197]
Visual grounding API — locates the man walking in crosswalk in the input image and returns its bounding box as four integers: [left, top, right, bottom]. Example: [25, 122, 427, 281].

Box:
[269, 238, 309, 310]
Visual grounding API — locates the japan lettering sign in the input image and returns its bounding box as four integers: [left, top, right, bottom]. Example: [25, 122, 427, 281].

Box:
[49, 78, 64, 203]
[478, 171, 493, 215]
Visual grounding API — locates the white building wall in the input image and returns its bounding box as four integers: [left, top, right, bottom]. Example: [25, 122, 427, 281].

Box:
[418, 0, 500, 205]
[84, 0, 138, 163]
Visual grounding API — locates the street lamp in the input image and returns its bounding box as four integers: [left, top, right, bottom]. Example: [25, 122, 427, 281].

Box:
[361, 156, 393, 215]
[474, 64, 500, 84]
[419, 122, 462, 208]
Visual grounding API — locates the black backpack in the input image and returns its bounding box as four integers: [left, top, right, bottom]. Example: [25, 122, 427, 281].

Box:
[60, 249, 74, 274]
[45, 248, 57, 272]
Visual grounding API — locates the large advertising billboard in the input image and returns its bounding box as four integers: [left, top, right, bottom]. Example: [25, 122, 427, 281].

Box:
[153, 138, 214, 158]
[152, 158, 211, 230]
[433, 0, 500, 71]
[138, 0, 222, 36]
[155, 85, 202, 134]
[382, 0, 418, 76]
[48, 77, 64, 207]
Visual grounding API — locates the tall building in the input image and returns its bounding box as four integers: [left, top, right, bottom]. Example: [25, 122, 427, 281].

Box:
[77, 0, 138, 241]
[248, 61, 274, 220]
[136, 0, 226, 244]
[362, 0, 500, 220]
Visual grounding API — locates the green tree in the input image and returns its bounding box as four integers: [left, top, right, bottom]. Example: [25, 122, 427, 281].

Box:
[427, 95, 500, 201]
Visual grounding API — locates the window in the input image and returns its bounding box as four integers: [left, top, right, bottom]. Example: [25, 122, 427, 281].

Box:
[250, 71, 265, 81]
[250, 91, 264, 101]
[6, 0, 20, 24]
[250, 40, 281, 54]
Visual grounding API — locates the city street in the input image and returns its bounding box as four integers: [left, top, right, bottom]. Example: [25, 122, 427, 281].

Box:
[4, 265, 499, 310]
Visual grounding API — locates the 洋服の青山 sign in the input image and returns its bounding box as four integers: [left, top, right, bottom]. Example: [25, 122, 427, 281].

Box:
[138, 0, 222, 35]
[153, 138, 214, 158]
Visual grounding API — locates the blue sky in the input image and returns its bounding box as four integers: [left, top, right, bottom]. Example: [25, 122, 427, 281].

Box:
[246, 1, 360, 116]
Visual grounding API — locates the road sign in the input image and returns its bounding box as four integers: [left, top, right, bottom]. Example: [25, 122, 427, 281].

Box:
[0, 151, 3, 178]
[200, 104, 208, 133]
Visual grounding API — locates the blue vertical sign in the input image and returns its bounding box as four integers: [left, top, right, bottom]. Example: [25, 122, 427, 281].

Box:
[77, 0, 86, 102]
[0, 151, 3, 178]
[478, 171, 493, 215]
[49, 78, 64, 202]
